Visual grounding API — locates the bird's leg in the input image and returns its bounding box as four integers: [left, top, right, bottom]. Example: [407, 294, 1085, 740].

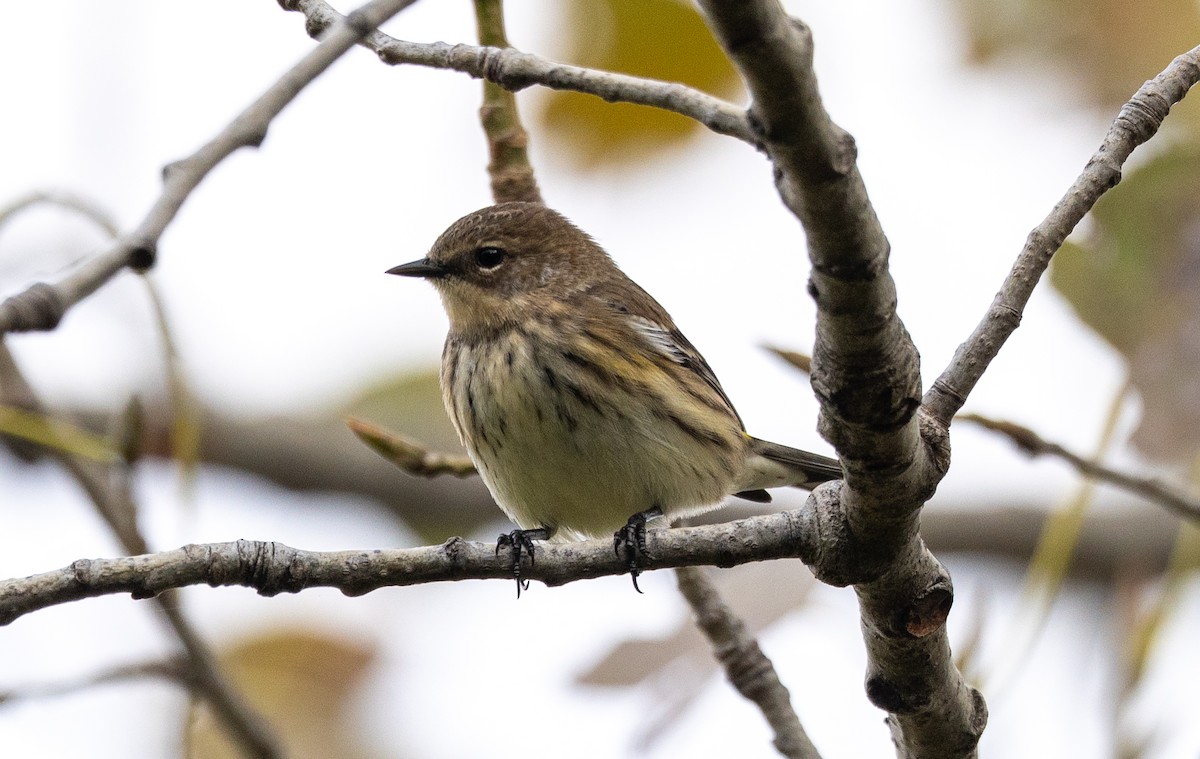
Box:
[613, 506, 664, 593]
[496, 527, 552, 597]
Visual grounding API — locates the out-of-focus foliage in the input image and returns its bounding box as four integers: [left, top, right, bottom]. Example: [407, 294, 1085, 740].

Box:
[957, 0, 1200, 116]
[1052, 150, 1200, 461]
[959, 0, 1200, 462]
[187, 631, 391, 759]
[535, 0, 742, 168]
[348, 370, 459, 453]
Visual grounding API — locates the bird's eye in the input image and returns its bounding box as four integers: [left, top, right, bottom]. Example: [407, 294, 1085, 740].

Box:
[473, 246, 506, 269]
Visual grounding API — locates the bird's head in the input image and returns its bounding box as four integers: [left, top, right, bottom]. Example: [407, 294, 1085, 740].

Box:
[388, 202, 613, 335]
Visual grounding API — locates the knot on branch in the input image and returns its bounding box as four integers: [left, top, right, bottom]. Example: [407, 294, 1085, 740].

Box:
[214, 540, 304, 596]
[866, 674, 927, 714]
[439, 536, 473, 577]
[129, 244, 157, 272]
[903, 579, 953, 637]
[478, 46, 535, 92]
[0, 283, 67, 333]
[1117, 90, 1172, 144]
[304, 10, 332, 39]
[803, 484, 889, 586]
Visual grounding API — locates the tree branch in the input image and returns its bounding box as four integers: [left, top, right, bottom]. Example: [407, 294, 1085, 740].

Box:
[346, 417, 476, 477]
[675, 567, 821, 759]
[0, 509, 826, 625]
[0, 343, 282, 759]
[472, 0, 542, 203]
[282, 0, 758, 145]
[697, 3, 979, 757]
[924, 45, 1200, 426]
[960, 413, 1200, 523]
[0, 658, 190, 704]
[0, 0, 420, 336]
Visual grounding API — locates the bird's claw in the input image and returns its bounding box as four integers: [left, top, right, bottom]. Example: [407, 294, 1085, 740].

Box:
[613, 511, 655, 593]
[496, 528, 545, 597]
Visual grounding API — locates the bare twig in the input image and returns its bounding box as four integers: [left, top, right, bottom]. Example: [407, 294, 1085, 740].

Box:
[924, 45, 1200, 426]
[675, 567, 821, 759]
[0, 343, 282, 759]
[346, 417, 476, 477]
[764, 345, 811, 375]
[960, 412, 1200, 523]
[472, 0, 542, 204]
[0, 511, 829, 624]
[282, 0, 757, 145]
[0, 658, 190, 704]
[0, 190, 121, 239]
[0, 0, 420, 336]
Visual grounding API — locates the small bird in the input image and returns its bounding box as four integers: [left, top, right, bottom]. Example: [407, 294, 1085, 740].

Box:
[388, 202, 841, 591]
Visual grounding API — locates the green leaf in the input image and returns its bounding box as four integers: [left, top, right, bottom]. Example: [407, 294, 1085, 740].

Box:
[1051, 147, 1200, 461]
[0, 405, 119, 462]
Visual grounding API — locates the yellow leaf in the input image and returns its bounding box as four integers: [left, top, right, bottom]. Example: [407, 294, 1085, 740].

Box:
[0, 405, 118, 462]
[536, 0, 742, 168]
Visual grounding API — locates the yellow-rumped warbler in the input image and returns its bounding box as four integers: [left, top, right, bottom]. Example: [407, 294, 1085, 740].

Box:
[388, 202, 841, 590]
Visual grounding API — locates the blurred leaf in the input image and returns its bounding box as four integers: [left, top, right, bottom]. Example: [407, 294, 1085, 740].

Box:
[958, 0, 1200, 114]
[187, 630, 393, 759]
[1052, 148, 1200, 461]
[346, 369, 500, 541]
[535, 0, 742, 168]
[0, 404, 118, 462]
[577, 562, 813, 752]
[348, 369, 460, 451]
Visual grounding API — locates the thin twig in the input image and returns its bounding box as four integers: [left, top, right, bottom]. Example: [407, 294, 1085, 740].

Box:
[960, 412, 1200, 523]
[0, 190, 121, 239]
[346, 417, 476, 477]
[0, 0, 421, 336]
[283, 0, 757, 146]
[0, 658, 190, 704]
[472, 0, 542, 204]
[0, 343, 282, 759]
[674, 567, 821, 759]
[924, 45, 1200, 426]
[764, 345, 811, 375]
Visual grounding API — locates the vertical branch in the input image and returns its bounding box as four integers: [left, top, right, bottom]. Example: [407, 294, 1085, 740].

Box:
[697, 3, 983, 757]
[472, 0, 543, 204]
[675, 567, 822, 759]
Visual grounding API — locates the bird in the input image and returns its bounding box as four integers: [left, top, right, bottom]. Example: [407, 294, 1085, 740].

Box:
[388, 202, 842, 592]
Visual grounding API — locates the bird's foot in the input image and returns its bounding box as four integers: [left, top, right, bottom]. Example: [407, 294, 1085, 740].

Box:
[613, 507, 663, 593]
[496, 527, 550, 598]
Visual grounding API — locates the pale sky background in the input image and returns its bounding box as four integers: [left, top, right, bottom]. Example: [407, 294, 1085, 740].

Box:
[0, 1, 1194, 757]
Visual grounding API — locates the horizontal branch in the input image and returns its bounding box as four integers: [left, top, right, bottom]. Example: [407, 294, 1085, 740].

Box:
[284, 0, 757, 145]
[0, 509, 821, 625]
[0, 0, 419, 336]
[961, 413, 1200, 523]
[924, 45, 1200, 426]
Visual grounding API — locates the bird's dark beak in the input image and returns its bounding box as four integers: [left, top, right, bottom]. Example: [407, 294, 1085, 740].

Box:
[386, 258, 448, 279]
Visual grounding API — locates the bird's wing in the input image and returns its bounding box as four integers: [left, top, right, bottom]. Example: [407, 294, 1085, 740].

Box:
[582, 275, 746, 430]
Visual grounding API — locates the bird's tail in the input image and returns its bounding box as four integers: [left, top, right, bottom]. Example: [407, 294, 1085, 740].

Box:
[733, 437, 841, 503]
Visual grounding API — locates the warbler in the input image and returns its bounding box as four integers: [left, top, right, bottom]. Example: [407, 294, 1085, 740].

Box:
[388, 202, 841, 591]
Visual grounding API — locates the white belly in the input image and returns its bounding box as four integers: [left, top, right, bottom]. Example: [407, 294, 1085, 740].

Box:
[443, 330, 740, 539]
